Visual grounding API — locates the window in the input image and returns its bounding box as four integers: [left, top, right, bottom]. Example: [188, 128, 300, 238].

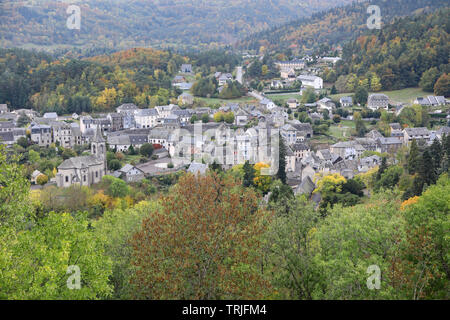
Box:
[83, 175, 86, 182]
[96, 171, 98, 178]
[65, 176, 69, 183]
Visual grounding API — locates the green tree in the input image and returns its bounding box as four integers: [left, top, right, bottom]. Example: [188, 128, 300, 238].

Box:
[397, 175, 450, 299]
[0, 145, 33, 227]
[242, 160, 255, 188]
[419, 67, 440, 92]
[354, 86, 368, 105]
[93, 201, 161, 299]
[108, 159, 121, 171]
[314, 190, 406, 299]
[201, 113, 210, 123]
[28, 149, 40, 163]
[0, 212, 113, 299]
[407, 139, 420, 174]
[354, 112, 367, 137]
[140, 143, 154, 158]
[276, 134, 287, 184]
[266, 196, 321, 299]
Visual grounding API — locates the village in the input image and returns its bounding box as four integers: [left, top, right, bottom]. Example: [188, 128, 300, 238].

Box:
[0, 55, 449, 199]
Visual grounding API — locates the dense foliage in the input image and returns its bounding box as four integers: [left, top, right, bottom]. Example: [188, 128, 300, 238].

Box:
[0, 0, 353, 50]
[238, 0, 448, 54]
[0, 48, 184, 113]
[336, 9, 450, 92]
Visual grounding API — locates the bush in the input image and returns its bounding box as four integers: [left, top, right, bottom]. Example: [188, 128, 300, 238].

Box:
[140, 143, 154, 158]
[108, 159, 121, 171]
[36, 174, 48, 185]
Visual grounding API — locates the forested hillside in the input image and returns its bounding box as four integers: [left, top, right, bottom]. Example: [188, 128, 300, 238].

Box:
[238, 0, 449, 54]
[0, 0, 353, 50]
[0, 48, 185, 113]
[334, 9, 450, 93]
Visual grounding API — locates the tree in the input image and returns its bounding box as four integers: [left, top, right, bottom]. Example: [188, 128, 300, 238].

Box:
[16, 136, 29, 148]
[376, 157, 387, 181]
[301, 88, 317, 104]
[213, 111, 224, 122]
[277, 134, 287, 184]
[330, 85, 337, 94]
[0, 212, 113, 299]
[408, 139, 420, 174]
[261, 65, 268, 76]
[223, 112, 235, 124]
[370, 74, 382, 92]
[17, 114, 31, 127]
[242, 160, 255, 188]
[253, 162, 273, 194]
[434, 73, 450, 97]
[0, 145, 33, 227]
[354, 86, 368, 105]
[201, 113, 210, 123]
[102, 176, 129, 198]
[268, 179, 294, 214]
[429, 139, 443, 177]
[28, 149, 40, 163]
[36, 174, 48, 186]
[314, 190, 406, 299]
[130, 173, 272, 299]
[93, 201, 161, 299]
[396, 175, 450, 299]
[419, 150, 434, 186]
[140, 143, 154, 158]
[190, 114, 198, 123]
[374, 165, 403, 192]
[257, 81, 264, 92]
[419, 67, 440, 92]
[266, 196, 321, 299]
[108, 159, 121, 171]
[95, 87, 118, 110]
[354, 112, 367, 137]
[62, 148, 76, 160]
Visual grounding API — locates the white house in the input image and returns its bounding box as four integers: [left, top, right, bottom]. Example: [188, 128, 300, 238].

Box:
[367, 94, 389, 111]
[260, 98, 276, 111]
[340, 96, 353, 107]
[135, 108, 159, 128]
[297, 75, 323, 89]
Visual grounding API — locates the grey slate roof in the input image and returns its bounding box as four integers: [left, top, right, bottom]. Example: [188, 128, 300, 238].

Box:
[58, 155, 102, 169]
[136, 109, 158, 116]
[0, 131, 14, 142]
[187, 162, 208, 175]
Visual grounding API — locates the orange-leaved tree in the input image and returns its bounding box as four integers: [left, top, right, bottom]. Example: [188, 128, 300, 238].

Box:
[130, 172, 272, 299]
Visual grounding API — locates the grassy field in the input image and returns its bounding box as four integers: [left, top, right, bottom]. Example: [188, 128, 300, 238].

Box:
[330, 87, 430, 105]
[328, 120, 355, 140]
[265, 93, 302, 105]
[194, 96, 258, 106]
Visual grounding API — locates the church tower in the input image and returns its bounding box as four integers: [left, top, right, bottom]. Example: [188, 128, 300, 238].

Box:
[91, 126, 106, 171]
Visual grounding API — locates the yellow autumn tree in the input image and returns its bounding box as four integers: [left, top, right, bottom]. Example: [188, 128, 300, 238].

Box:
[253, 162, 272, 194]
[313, 173, 347, 195]
[95, 87, 118, 110]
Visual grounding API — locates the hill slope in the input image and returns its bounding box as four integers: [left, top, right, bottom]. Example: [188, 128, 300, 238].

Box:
[238, 0, 449, 53]
[0, 0, 353, 50]
[334, 9, 450, 93]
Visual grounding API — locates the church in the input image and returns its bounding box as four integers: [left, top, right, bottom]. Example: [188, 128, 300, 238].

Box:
[56, 126, 107, 188]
